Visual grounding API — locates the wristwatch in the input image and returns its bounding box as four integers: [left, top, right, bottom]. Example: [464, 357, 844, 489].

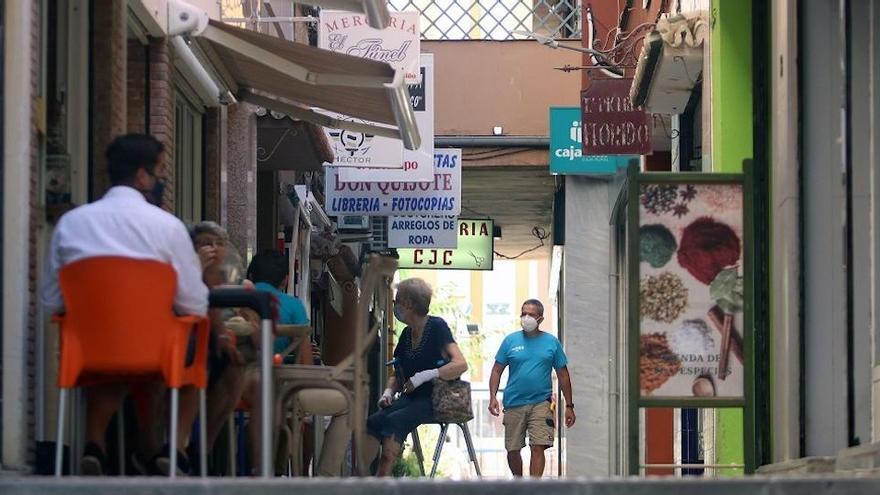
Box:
[565, 403, 575, 409]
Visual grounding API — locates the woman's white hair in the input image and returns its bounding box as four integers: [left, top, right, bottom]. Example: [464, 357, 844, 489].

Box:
[396, 278, 433, 316]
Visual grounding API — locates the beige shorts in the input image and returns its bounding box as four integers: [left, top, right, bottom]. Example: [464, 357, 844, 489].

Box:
[502, 401, 555, 452]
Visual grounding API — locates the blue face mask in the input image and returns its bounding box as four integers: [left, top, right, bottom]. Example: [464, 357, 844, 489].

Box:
[393, 304, 405, 323]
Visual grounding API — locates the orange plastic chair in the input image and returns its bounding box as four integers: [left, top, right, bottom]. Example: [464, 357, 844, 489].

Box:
[53, 256, 210, 477]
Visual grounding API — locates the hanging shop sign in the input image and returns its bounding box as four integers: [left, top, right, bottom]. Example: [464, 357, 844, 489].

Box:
[388, 215, 458, 249]
[581, 78, 652, 156]
[397, 219, 494, 271]
[324, 149, 461, 216]
[628, 166, 751, 405]
[320, 10, 421, 84]
[319, 11, 421, 168]
[318, 113, 406, 168]
[339, 54, 434, 182]
[549, 106, 636, 175]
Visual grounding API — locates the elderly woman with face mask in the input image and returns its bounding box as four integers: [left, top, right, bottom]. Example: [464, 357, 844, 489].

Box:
[364, 278, 468, 476]
[133, 221, 251, 475]
[190, 222, 253, 462]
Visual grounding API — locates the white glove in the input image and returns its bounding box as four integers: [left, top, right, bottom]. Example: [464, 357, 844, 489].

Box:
[377, 388, 395, 409]
[408, 369, 440, 390]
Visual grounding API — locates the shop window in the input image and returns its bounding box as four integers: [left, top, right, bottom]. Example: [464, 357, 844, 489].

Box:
[174, 94, 203, 224]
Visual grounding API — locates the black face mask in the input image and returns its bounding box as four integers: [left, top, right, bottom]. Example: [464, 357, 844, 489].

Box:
[140, 172, 166, 207]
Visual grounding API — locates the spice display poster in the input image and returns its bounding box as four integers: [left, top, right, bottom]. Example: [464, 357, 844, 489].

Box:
[637, 182, 745, 399]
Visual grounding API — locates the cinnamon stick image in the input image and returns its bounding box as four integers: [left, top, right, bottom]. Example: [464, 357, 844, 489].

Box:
[718, 314, 733, 380]
[708, 305, 744, 365]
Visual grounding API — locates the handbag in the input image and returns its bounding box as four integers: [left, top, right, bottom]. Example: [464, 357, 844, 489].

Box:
[431, 378, 474, 424]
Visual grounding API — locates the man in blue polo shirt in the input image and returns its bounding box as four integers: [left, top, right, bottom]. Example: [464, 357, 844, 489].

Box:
[488, 299, 575, 478]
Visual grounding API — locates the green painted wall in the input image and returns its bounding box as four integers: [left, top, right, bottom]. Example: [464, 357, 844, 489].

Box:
[711, 0, 752, 475]
[711, 0, 753, 174]
[716, 408, 745, 476]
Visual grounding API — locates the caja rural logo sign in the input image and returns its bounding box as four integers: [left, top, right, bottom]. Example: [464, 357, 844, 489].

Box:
[549, 106, 631, 175]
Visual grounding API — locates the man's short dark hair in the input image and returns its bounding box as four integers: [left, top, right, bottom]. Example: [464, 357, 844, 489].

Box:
[522, 298, 545, 317]
[106, 134, 164, 185]
[247, 250, 290, 288]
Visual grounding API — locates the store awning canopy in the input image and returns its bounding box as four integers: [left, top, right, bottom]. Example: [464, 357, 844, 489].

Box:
[257, 114, 335, 172]
[190, 20, 420, 150]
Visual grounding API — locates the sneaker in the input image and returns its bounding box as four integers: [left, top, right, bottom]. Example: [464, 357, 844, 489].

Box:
[80, 443, 106, 476]
[153, 445, 191, 476]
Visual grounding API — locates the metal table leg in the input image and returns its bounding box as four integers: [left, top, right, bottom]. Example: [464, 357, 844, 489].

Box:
[261, 318, 273, 478]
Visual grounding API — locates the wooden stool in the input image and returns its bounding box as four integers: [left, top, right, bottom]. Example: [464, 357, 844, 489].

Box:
[410, 422, 481, 478]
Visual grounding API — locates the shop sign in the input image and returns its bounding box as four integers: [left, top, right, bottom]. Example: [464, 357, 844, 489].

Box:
[581, 79, 652, 156]
[318, 114, 405, 168]
[549, 106, 635, 175]
[324, 149, 461, 216]
[339, 54, 434, 182]
[320, 10, 421, 84]
[388, 215, 458, 249]
[630, 170, 749, 403]
[397, 219, 494, 271]
[319, 11, 421, 169]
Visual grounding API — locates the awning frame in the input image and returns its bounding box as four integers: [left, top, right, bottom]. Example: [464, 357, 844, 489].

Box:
[197, 23, 392, 89]
[242, 90, 404, 142]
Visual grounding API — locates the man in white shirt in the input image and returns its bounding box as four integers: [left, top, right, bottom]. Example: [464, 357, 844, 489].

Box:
[41, 134, 209, 475]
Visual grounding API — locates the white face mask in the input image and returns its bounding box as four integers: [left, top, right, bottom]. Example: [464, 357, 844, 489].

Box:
[521, 315, 539, 333]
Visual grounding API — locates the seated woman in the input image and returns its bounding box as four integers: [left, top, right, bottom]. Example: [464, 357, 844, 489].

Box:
[365, 278, 468, 476]
[134, 221, 248, 475]
[189, 222, 251, 472]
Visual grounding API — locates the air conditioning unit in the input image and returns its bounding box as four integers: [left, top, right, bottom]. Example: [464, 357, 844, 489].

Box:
[338, 215, 371, 232]
[630, 12, 707, 115]
[367, 216, 388, 251]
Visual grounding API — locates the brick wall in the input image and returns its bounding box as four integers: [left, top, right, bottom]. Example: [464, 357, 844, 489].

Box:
[124, 36, 176, 213]
[90, 0, 127, 198]
[127, 39, 146, 134]
[25, 0, 41, 465]
[147, 38, 175, 212]
[225, 103, 257, 261]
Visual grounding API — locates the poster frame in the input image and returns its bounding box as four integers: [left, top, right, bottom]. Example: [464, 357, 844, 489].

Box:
[625, 162, 755, 474]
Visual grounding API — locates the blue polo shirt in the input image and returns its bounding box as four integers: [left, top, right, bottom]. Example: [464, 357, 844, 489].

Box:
[254, 282, 309, 353]
[495, 330, 568, 409]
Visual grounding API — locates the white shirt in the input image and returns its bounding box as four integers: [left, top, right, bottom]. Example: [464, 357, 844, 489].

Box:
[41, 186, 209, 316]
